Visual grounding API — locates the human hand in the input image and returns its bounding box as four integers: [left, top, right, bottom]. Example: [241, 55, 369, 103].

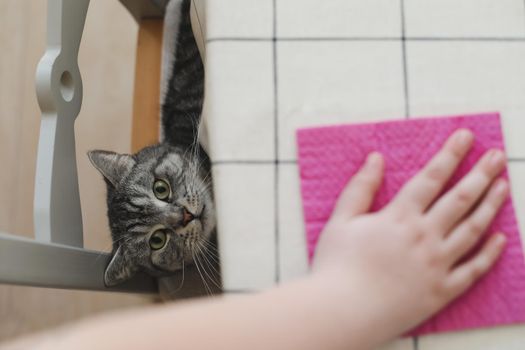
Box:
[312, 129, 508, 341]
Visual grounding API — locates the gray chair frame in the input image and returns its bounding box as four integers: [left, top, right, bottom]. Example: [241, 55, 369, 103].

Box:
[0, 0, 169, 294]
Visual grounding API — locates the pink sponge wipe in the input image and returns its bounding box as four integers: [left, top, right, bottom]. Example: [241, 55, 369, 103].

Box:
[297, 112, 525, 335]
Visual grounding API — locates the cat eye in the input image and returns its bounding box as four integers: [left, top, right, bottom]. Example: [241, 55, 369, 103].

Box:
[149, 230, 167, 250]
[153, 179, 171, 200]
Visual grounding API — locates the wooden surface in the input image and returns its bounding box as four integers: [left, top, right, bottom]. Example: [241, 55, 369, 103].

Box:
[131, 19, 163, 152]
[0, 0, 152, 342]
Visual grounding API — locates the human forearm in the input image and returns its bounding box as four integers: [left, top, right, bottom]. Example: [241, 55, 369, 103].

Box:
[1, 274, 388, 350]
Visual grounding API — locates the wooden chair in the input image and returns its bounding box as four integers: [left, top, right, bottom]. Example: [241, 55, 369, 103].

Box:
[0, 0, 214, 297]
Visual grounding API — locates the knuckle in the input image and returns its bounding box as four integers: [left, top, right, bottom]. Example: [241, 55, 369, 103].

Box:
[354, 173, 377, 188]
[455, 188, 474, 206]
[431, 279, 449, 299]
[465, 219, 485, 236]
[425, 249, 444, 268]
[470, 260, 488, 281]
[425, 164, 447, 184]
[411, 227, 426, 243]
[448, 145, 465, 160]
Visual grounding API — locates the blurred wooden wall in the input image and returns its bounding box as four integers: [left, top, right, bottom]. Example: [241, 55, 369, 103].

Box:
[0, 0, 152, 342]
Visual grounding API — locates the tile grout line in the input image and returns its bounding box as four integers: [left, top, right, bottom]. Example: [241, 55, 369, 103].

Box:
[273, 0, 280, 284]
[400, 2, 416, 349]
[212, 159, 297, 165]
[400, 0, 410, 120]
[206, 36, 525, 43]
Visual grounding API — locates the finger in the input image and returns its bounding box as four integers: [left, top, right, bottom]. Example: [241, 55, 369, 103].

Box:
[427, 149, 506, 232]
[389, 129, 473, 213]
[332, 152, 384, 219]
[443, 179, 508, 264]
[445, 233, 506, 298]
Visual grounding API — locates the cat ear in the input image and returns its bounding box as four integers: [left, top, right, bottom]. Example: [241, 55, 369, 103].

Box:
[104, 246, 137, 286]
[88, 150, 135, 187]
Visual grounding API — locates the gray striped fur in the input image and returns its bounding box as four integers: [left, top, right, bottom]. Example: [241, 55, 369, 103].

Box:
[88, 0, 215, 287]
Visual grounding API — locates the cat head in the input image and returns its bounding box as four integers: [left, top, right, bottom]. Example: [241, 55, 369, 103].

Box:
[88, 144, 215, 286]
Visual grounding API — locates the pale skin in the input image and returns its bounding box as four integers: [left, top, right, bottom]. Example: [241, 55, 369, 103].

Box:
[1, 129, 509, 350]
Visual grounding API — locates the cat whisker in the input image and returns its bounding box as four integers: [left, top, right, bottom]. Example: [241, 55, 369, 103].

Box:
[195, 242, 220, 274]
[167, 257, 186, 296]
[194, 246, 221, 289]
[198, 238, 220, 258]
[200, 245, 220, 265]
[191, 247, 212, 295]
[198, 242, 220, 264]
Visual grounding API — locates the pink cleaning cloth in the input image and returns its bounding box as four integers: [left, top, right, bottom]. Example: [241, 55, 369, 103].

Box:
[297, 112, 525, 335]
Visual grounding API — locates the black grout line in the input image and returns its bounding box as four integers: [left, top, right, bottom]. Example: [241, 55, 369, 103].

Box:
[400, 0, 410, 119]
[401, 2, 415, 348]
[272, 0, 281, 284]
[267, 37, 401, 41]
[211, 159, 297, 165]
[211, 158, 525, 165]
[207, 37, 273, 43]
[409, 36, 525, 42]
[206, 36, 525, 44]
[413, 336, 419, 350]
[223, 289, 254, 293]
[212, 160, 274, 165]
[508, 158, 525, 163]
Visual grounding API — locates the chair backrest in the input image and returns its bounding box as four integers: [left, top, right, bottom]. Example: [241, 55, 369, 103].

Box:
[0, 0, 161, 294]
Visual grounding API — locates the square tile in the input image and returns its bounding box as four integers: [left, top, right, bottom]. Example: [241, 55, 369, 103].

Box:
[407, 41, 525, 158]
[206, 0, 273, 39]
[277, 0, 401, 38]
[377, 338, 414, 350]
[278, 163, 308, 282]
[419, 324, 525, 349]
[277, 41, 406, 160]
[213, 164, 276, 290]
[405, 0, 525, 38]
[204, 42, 274, 161]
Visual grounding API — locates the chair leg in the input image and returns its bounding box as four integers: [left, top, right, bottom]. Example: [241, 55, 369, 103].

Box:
[131, 19, 164, 153]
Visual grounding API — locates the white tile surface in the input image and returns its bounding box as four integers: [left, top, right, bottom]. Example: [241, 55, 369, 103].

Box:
[404, 0, 525, 38]
[277, 41, 406, 160]
[204, 0, 525, 345]
[406, 41, 525, 158]
[213, 164, 276, 290]
[419, 324, 525, 349]
[277, 0, 402, 38]
[206, 0, 273, 39]
[508, 162, 525, 245]
[204, 41, 274, 161]
[278, 163, 308, 281]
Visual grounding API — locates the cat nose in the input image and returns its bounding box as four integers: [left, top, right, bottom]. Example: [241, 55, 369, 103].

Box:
[182, 207, 195, 226]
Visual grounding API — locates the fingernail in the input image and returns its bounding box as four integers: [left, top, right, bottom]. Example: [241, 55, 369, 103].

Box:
[488, 150, 505, 167]
[366, 152, 382, 169]
[494, 179, 508, 195]
[496, 234, 506, 246]
[454, 129, 473, 146]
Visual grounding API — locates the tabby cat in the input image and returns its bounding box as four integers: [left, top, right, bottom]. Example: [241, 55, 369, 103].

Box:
[88, 0, 215, 287]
